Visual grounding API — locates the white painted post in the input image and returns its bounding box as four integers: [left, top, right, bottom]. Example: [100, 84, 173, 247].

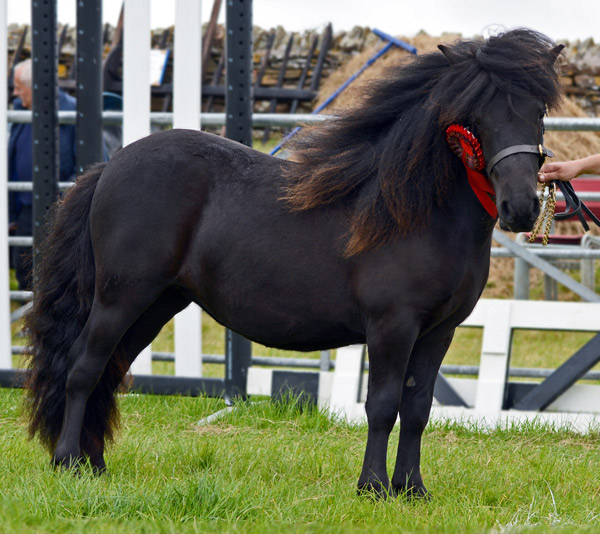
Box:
[474, 300, 512, 413]
[329, 345, 364, 420]
[173, 0, 201, 129]
[122, 0, 151, 146]
[123, 0, 153, 375]
[0, 0, 11, 369]
[174, 304, 203, 377]
[172, 0, 203, 377]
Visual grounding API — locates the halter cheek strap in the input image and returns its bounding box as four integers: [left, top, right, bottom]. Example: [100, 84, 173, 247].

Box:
[485, 144, 554, 176]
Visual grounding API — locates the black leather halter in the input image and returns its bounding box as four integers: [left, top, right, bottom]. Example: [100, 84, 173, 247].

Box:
[486, 143, 554, 176]
[485, 112, 553, 176]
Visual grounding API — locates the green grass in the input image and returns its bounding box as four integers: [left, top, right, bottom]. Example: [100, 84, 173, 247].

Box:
[0, 388, 598, 533]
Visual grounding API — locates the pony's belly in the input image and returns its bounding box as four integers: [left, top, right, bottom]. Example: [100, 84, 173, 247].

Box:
[220, 322, 365, 352]
[196, 292, 364, 352]
[245, 329, 365, 352]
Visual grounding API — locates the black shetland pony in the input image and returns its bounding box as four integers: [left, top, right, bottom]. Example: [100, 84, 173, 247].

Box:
[25, 29, 563, 498]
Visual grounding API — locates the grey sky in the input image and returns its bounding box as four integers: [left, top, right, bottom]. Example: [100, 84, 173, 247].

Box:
[7, 0, 600, 43]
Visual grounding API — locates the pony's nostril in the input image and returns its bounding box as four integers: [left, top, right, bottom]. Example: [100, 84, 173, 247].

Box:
[500, 200, 513, 223]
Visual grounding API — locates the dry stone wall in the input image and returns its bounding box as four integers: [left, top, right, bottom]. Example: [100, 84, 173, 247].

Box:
[7, 23, 600, 116]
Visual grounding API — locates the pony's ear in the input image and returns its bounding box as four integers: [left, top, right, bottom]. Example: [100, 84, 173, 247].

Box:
[550, 44, 565, 63]
[438, 44, 464, 65]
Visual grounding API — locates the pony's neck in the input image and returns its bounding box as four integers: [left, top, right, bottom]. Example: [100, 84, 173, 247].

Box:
[441, 168, 498, 245]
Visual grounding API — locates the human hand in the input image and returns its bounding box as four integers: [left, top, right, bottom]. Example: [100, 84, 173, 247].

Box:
[538, 160, 581, 182]
[8, 221, 17, 233]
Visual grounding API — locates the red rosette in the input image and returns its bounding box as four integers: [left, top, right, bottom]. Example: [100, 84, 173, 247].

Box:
[446, 124, 485, 172]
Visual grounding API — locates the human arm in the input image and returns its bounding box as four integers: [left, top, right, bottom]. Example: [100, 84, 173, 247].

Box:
[538, 154, 600, 182]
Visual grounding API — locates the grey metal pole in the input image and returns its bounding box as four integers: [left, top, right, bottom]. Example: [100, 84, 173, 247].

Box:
[513, 234, 530, 299]
[224, 0, 253, 402]
[31, 0, 59, 258]
[513, 259, 530, 299]
[76, 0, 104, 172]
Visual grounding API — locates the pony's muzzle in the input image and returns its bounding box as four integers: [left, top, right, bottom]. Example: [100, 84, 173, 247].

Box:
[498, 195, 540, 233]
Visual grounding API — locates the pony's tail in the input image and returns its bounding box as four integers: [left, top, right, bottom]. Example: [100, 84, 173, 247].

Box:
[24, 163, 119, 455]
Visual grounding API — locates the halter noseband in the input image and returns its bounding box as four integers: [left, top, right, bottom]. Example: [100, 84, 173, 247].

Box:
[485, 143, 554, 176]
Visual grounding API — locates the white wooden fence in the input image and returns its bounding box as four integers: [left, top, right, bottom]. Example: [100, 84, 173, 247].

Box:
[317, 299, 600, 432]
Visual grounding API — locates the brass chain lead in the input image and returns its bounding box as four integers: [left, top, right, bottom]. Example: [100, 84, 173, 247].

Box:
[542, 183, 557, 245]
[530, 186, 546, 242]
[529, 183, 556, 246]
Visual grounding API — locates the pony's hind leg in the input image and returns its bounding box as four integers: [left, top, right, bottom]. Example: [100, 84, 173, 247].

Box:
[391, 330, 455, 498]
[52, 285, 178, 469]
[80, 288, 192, 471]
[52, 303, 128, 468]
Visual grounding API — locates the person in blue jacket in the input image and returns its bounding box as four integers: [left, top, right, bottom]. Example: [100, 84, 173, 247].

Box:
[9, 59, 78, 290]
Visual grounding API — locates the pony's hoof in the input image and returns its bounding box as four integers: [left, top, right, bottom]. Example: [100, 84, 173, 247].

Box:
[394, 484, 431, 501]
[357, 481, 395, 500]
[52, 455, 82, 470]
[52, 447, 83, 471]
[91, 463, 108, 476]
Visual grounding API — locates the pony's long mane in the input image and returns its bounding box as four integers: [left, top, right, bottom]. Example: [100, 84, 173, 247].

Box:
[283, 29, 563, 256]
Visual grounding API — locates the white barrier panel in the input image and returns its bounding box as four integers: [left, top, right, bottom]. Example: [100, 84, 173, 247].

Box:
[473, 299, 512, 413]
[174, 305, 203, 377]
[173, 0, 201, 129]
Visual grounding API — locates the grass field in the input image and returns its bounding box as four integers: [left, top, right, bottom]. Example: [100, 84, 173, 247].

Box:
[6, 276, 600, 533]
[1, 388, 599, 533]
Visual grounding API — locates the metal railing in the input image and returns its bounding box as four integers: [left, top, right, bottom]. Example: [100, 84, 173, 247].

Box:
[6, 110, 330, 128]
[9, 344, 600, 381]
[6, 110, 600, 131]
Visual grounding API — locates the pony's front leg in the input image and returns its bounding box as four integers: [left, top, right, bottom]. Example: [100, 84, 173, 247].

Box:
[357, 324, 418, 498]
[391, 330, 455, 498]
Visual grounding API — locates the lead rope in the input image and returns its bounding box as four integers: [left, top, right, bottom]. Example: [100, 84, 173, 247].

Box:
[529, 182, 557, 246]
